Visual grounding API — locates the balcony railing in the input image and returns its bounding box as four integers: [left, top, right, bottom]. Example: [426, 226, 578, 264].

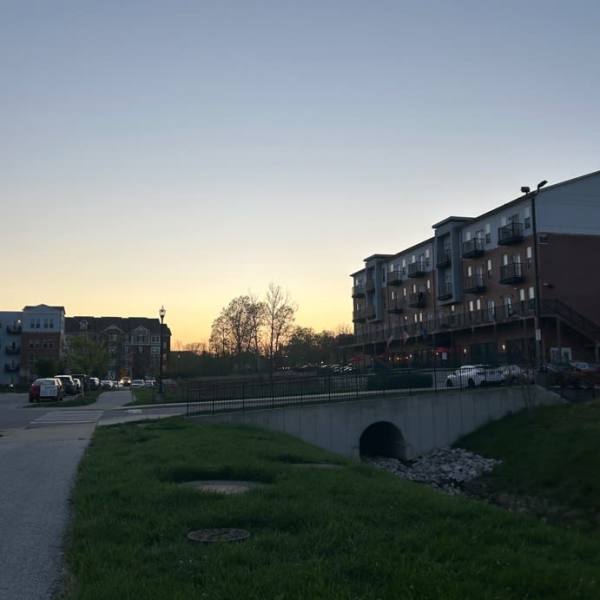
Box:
[463, 275, 486, 294]
[407, 292, 427, 308]
[437, 282, 453, 300]
[387, 298, 405, 314]
[4, 363, 19, 373]
[5, 346, 20, 356]
[6, 324, 22, 334]
[498, 222, 524, 245]
[436, 251, 451, 269]
[500, 262, 525, 284]
[387, 270, 404, 286]
[407, 261, 427, 278]
[352, 284, 365, 298]
[462, 237, 485, 258]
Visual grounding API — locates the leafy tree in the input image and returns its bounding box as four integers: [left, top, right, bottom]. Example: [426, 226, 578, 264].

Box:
[34, 357, 61, 378]
[65, 335, 109, 376]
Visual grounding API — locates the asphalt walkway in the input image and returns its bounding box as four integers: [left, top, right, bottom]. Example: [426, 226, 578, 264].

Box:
[0, 390, 132, 600]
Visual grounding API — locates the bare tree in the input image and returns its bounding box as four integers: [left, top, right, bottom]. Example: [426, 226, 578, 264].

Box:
[264, 283, 297, 371]
[184, 342, 206, 355]
[209, 313, 230, 356]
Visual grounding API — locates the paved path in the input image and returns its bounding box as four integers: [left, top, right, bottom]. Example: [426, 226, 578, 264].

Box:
[0, 390, 131, 600]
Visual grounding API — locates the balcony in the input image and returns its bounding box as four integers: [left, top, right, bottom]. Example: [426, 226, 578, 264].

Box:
[387, 298, 405, 314]
[365, 306, 376, 320]
[437, 282, 453, 301]
[352, 284, 365, 298]
[4, 363, 19, 373]
[353, 308, 367, 323]
[6, 324, 22, 334]
[5, 345, 20, 356]
[407, 260, 427, 278]
[407, 292, 427, 308]
[463, 275, 486, 294]
[498, 222, 524, 245]
[462, 237, 485, 258]
[387, 270, 404, 286]
[436, 251, 451, 269]
[500, 262, 525, 284]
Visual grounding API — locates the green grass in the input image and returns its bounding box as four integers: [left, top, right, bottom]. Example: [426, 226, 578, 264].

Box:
[28, 390, 103, 408]
[458, 401, 600, 526]
[63, 418, 600, 600]
[126, 387, 181, 405]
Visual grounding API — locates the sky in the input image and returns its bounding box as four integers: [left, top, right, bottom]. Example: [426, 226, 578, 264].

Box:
[2, 0, 599, 345]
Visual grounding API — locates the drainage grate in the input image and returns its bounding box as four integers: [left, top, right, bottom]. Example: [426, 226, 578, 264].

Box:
[187, 528, 251, 543]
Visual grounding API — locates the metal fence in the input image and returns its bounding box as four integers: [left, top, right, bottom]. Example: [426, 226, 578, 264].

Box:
[184, 364, 545, 417]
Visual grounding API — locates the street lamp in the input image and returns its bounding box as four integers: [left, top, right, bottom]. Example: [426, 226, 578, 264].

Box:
[159, 305, 166, 395]
[521, 180, 547, 370]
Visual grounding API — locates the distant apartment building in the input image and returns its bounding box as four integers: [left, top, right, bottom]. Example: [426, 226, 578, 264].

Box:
[0, 311, 24, 385]
[65, 316, 171, 380]
[350, 170, 600, 366]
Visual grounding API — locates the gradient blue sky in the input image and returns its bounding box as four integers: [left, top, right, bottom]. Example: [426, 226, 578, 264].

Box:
[2, 1, 599, 344]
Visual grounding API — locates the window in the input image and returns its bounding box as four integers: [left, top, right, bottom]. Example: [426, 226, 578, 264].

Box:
[426, 279, 431, 290]
[419, 312, 423, 322]
[465, 231, 472, 241]
[137, 335, 146, 343]
[519, 289, 526, 302]
[412, 284, 417, 293]
[403, 288, 407, 296]
[487, 259, 493, 277]
[526, 246, 532, 259]
[469, 300, 474, 312]
[425, 249, 430, 259]
[524, 207, 531, 229]
[528, 286, 535, 299]
[502, 254, 509, 266]
[504, 296, 513, 315]
[485, 223, 491, 244]
[43, 319, 48, 329]
[467, 265, 473, 277]
[49, 320, 54, 329]
[476, 299, 481, 311]
[475, 228, 484, 240]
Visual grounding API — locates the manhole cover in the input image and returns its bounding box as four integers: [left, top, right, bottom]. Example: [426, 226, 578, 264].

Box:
[187, 528, 251, 543]
[292, 463, 343, 469]
[180, 480, 264, 495]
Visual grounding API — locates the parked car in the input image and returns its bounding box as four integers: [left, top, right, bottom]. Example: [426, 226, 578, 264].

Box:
[100, 379, 112, 389]
[131, 379, 146, 388]
[72, 378, 82, 393]
[119, 377, 131, 387]
[88, 377, 100, 390]
[29, 378, 64, 402]
[446, 365, 505, 388]
[501, 364, 535, 384]
[144, 379, 156, 388]
[55, 375, 77, 395]
[71, 373, 89, 391]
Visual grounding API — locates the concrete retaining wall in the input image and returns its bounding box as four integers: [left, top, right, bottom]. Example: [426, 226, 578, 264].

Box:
[190, 386, 562, 460]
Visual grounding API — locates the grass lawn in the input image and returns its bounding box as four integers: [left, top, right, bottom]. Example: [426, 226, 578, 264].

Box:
[458, 401, 600, 527]
[28, 390, 103, 408]
[64, 417, 600, 599]
[127, 387, 180, 406]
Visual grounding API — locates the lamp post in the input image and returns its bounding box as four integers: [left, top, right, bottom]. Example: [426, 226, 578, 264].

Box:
[520, 180, 547, 370]
[159, 305, 166, 395]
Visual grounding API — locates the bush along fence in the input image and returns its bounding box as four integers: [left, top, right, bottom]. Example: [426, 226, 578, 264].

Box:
[184, 364, 542, 417]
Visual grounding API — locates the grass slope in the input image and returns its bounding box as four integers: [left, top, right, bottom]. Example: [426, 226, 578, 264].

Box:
[63, 418, 600, 599]
[458, 401, 600, 525]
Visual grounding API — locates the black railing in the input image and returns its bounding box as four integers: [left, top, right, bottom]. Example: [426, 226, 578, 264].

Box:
[438, 282, 453, 300]
[464, 275, 486, 293]
[5, 346, 20, 355]
[387, 298, 405, 313]
[352, 284, 365, 298]
[4, 364, 19, 373]
[498, 222, 524, 245]
[540, 299, 600, 342]
[407, 261, 427, 278]
[436, 251, 451, 268]
[184, 364, 541, 416]
[500, 262, 524, 284]
[6, 324, 22, 334]
[407, 292, 427, 308]
[352, 308, 367, 322]
[387, 270, 404, 286]
[462, 238, 485, 258]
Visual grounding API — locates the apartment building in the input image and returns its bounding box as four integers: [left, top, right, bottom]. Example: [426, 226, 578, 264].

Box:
[0, 311, 23, 385]
[65, 316, 171, 380]
[351, 170, 600, 366]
